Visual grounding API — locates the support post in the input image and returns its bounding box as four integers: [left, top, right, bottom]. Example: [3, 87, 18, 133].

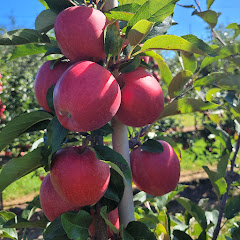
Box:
[112, 119, 135, 227]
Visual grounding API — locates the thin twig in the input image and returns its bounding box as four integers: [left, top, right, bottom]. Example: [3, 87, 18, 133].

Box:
[212, 133, 240, 240]
[194, 0, 202, 11]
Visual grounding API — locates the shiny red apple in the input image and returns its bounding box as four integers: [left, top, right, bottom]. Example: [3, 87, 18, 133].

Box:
[50, 146, 110, 207]
[40, 174, 80, 221]
[115, 68, 164, 127]
[130, 140, 180, 196]
[53, 60, 121, 132]
[34, 60, 72, 112]
[54, 6, 106, 62]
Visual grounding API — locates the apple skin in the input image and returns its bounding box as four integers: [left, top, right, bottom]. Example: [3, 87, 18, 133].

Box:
[50, 146, 110, 207]
[34, 60, 72, 112]
[130, 140, 180, 196]
[89, 208, 120, 238]
[53, 60, 121, 132]
[115, 68, 164, 127]
[40, 174, 80, 222]
[54, 6, 106, 62]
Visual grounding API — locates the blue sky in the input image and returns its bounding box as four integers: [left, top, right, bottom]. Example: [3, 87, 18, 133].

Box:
[0, 0, 239, 40]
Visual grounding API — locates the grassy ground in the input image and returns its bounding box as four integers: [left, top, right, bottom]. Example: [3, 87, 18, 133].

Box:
[2, 169, 44, 202]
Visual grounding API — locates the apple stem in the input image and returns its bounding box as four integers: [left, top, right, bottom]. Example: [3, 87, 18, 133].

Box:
[112, 118, 135, 227]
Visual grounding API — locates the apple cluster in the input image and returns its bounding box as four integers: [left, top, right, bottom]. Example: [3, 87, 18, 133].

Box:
[34, 4, 180, 232]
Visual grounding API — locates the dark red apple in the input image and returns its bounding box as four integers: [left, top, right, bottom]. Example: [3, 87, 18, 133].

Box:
[54, 6, 106, 62]
[34, 60, 72, 112]
[50, 146, 110, 207]
[40, 174, 80, 221]
[53, 60, 121, 132]
[130, 140, 180, 196]
[115, 68, 164, 127]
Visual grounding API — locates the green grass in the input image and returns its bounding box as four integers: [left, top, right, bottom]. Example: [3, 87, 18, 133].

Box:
[179, 138, 221, 171]
[2, 170, 43, 202]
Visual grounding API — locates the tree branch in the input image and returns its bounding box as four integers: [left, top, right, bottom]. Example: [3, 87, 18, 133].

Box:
[212, 133, 240, 240]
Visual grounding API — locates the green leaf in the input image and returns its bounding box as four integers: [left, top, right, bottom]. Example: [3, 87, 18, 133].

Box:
[110, 3, 141, 14]
[100, 206, 119, 234]
[225, 197, 240, 220]
[216, 74, 240, 92]
[91, 123, 113, 137]
[3, 217, 47, 229]
[46, 85, 55, 113]
[232, 227, 240, 240]
[207, 0, 215, 9]
[0, 111, 52, 152]
[44, 0, 79, 14]
[201, 44, 240, 69]
[168, 70, 193, 98]
[226, 23, 240, 30]
[9, 43, 50, 60]
[181, 51, 197, 72]
[93, 145, 132, 186]
[0, 29, 51, 45]
[61, 210, 92, 240]
[42, 116, 69, 170]
[128, 20, 153, 46]
[0, 147, 43, 192]
[38, 0, 49, 9]
[141, 35, 215, 56]
[119, 0, 147, 4]
[202, 166, 226, 198]
[104, 22, 123, 58]
[144, 51, 172, 85]
[105, 11, 134, 22]
[35, 9, 57, 33]
[217, 150, 229, 178]
[140, 139, 163, 153]
[159, 98, 219, 119]
[182, 34, 218, 57]
[119, 55, 141, 73]
[128, 0, 178, 29]
[121, 225, 134, 240]
[125, 221, 157, 240]
[43, 46, 63, 58]
[0, 211, 17, 240]
[173, 230, 193, 240]
[176, 197, 207, 230]
[192, 10, 220, 28]
[205, 125, 232, 150]
[43, 216, 70, 240]
[194, 72, 225, 87]
[144, 16, 173, 41]
[102, 168, 124, 211]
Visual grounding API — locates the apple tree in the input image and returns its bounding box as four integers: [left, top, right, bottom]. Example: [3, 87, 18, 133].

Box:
[0, 0, 240, 239]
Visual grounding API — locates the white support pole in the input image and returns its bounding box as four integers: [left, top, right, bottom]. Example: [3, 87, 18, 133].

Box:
[102, 0, 118, 11]
[112, 119, 135, 227]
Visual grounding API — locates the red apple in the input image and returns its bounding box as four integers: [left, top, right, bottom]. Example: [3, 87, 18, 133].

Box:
[130, 140, 180, 196]
[34, 60, 72, 112]
[50, 146, 110, 207]
[141, 56, 150, 63]
[53, 61, 121, 132]
[40, 174, 80, 221]
[115, 68, 164, 127]
[89, 208, 120, 238]
[5, 151, 11, 157]
[54, 6, 106, 62]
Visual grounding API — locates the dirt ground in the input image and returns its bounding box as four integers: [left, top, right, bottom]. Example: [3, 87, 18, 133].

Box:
[0, 168, 219, 240]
